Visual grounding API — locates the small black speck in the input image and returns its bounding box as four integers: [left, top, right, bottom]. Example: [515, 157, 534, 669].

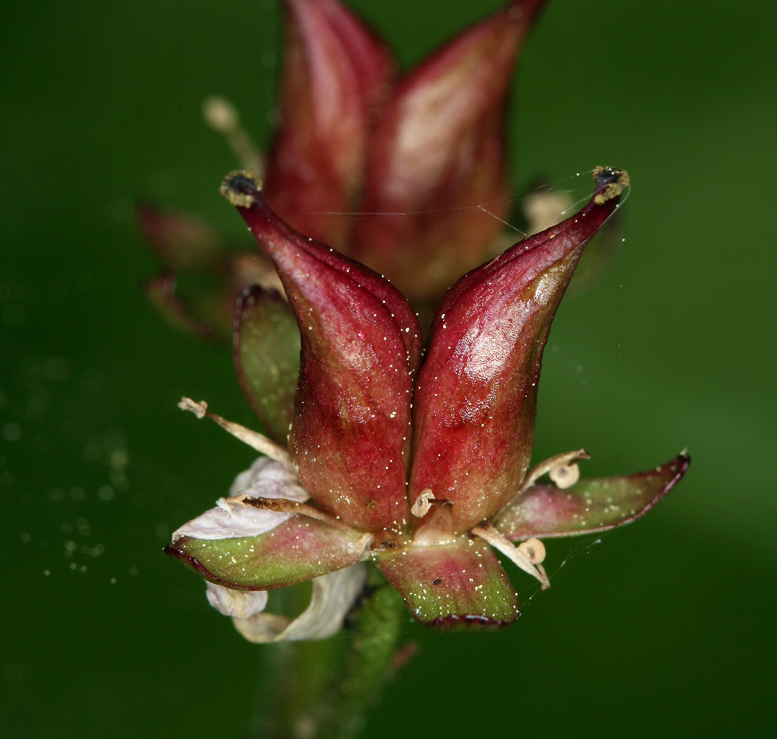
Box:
[595, 167, 622, 185]
[433, 578, 441, 586]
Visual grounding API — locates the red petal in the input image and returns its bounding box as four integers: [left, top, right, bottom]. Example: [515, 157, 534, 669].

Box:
[409, 168, 629, 532]
[263, 0, 396, 252]
[222, 172, 422, 532]
[350, 0, 548, 300]
[495, 453, 690, 540]
[376, 536, 519, 629]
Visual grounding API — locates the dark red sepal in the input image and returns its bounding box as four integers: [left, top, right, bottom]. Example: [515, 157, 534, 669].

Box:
[350, 0, 549, 301]
[222, 171, 421, 531]
[263, 0, 397, 251]
[410, 168, 629, 532]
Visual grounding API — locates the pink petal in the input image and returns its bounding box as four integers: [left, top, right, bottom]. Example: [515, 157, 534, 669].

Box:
[263, 0, 396, 251]
[350, 0, 548, 300]
[166, 516, 372, 590]
[376, 536, 519, 629]
[222, 172, 421, 531]
[410, 168, 629, 532]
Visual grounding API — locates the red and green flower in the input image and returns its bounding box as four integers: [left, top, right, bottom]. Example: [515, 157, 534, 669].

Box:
[147, 0, 689, 639]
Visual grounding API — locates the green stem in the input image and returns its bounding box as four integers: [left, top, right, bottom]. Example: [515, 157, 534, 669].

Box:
[252, 568, 407, 739]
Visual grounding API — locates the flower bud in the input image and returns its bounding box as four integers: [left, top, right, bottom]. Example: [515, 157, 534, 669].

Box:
[350, 0, 548, 300]
[263, 0, 396, 251]
[410, 168, 628, 531]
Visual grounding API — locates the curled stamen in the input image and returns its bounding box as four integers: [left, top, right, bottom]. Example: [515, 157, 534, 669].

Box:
[411, 489, 435, 518]
[549, 460, 580, 489]
[178, 397, 292, 469]
[471, 523, 550, 589]
[518, 537, 549, 588]
[517, 537, 546, 564]
[518, 449, 590, 496]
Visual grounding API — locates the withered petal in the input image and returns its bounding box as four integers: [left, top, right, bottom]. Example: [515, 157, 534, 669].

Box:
[233, 564, 367, 643]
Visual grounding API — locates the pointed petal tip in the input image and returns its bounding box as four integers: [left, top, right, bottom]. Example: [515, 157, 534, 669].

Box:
[165, 542, 236, 586]
[165, 541, 262, 592]
[593, 166, 630, 205]
[220, 170, 263, 208]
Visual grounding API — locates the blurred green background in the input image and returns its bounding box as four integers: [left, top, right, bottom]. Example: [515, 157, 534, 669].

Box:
[2, 0, 776, 736]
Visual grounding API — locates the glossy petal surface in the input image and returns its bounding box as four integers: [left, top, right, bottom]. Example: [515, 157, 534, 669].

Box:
[495, 453, 690, 540]
[166, 516, 371, 590]
[410, 169, 628, 532]
[234, 286, 301, 443]
[223, 173, 421, 531]
[377, 536, 519, 629]
[264, 0, 396, 250]
[351, 0, 547, 300]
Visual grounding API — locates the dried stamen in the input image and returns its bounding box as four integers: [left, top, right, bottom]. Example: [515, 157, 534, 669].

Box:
[593, 166, 630, 205]
[518, 449, 589, 496]
[471, 523, 550, 589]
[178, 397, 292, 469]
[411, 489, 436, 518]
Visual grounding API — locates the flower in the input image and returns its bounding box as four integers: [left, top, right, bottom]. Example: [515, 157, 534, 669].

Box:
[138, 0, 552, 340]
[143, 0, 690, 638]
[164, 166, 690, 636]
